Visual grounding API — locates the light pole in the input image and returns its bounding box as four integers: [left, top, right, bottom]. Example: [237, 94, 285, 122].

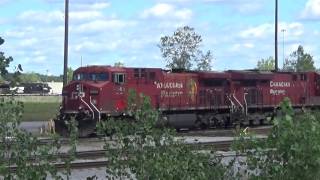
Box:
[63, 0, 69, 87]
[275, 0, 278, 71]
[46, 69, 49, 83]
[281, 29, 286, 69]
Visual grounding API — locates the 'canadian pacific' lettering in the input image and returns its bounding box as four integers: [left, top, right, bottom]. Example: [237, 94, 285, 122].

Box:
[156, 82, 183, 89]
[270, 81, 291, 88]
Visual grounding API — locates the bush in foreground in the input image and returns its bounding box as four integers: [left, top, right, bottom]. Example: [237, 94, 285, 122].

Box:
[0, 97, 77, 179]
[232, 98, 320, 179]
[97, 90, 226, 179]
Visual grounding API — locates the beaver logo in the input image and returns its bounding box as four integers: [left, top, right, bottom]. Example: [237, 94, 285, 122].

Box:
[187, 79, 197, 102]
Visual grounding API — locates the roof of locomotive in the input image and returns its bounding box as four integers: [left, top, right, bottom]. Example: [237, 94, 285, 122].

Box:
[74, 66, 318, 77]
[74, 66, 163, 72]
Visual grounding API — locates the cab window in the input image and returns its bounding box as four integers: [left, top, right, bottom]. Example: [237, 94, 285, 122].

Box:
[73, 73, 88, 81]
[90, 73, 109, 81]
[113, 73, 125, 84]
[134, 68, 146, 78]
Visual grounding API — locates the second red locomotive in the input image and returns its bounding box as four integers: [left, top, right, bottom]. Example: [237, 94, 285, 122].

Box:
[54, 66, 320, 136]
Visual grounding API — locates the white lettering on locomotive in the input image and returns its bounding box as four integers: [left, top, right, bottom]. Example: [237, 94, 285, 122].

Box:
[269, 81, 290, 96]
[160, 90, 183, 98]
[156, 82, 183, 89]
[270, 81, 291, 88]
[270, 89, 286, 95]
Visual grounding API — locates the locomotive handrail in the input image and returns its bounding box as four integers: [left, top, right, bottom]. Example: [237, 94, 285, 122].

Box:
[243, 93, 248, 116]
[227, 95, 235, 113]
[232, 93, 244, 113]
[90, 96, 101, 122]
[80, 97, 95, 119]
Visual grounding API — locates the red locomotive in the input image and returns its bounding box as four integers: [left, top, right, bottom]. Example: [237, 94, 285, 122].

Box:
[54, 65, 320, 136]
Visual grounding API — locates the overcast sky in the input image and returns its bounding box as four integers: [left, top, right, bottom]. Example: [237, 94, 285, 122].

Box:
[0, 0, 319, 75]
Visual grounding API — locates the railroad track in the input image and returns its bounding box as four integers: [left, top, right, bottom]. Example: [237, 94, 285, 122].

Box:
[35, 125, 271, 145]
[178, 126, 272, 137]
[7, 139, 240, 171]
[65, 139, 235, 159]
[4, 127, 270, 170]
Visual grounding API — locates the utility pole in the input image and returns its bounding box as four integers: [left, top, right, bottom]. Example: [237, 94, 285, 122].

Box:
[275, 0, 278, 71]
[281, 29, 286, 69]
[63, 0, 69, 86]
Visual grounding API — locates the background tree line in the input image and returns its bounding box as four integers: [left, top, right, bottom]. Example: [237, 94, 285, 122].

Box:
[257, 45, 316, 72]
[3, 27, 319, 86]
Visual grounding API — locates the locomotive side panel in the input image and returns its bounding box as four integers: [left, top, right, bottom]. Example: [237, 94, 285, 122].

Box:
[158, 73, 199, 111]
[197, 72, 231, 110]
[124, 68, 162, 110]
[261, 73, 311, 107]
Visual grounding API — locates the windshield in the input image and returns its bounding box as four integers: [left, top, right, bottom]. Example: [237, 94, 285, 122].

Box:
[90, 73, 109, 81]
[73, 73, 89, 81]
[73, 73, 109, 81]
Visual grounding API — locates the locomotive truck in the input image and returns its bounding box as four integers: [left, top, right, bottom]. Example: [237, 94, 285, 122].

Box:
[54, 66, 320, 137]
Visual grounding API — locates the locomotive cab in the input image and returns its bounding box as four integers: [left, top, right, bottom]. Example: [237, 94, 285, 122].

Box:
[57, 66, 115, 136]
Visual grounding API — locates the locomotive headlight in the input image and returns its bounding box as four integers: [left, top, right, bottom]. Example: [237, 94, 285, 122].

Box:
[76, 84, 80, 91]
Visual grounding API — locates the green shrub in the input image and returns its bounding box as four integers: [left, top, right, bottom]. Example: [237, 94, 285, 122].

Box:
[232, 98, 320, 180]
[97, 90, 226, 179]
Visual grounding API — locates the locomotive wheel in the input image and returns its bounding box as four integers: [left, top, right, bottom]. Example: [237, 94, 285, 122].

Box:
[54, 119, 96, 137]
[54, 119, 70, 137]
[78, 119, 97, 138]
[194, 120, 208, 130]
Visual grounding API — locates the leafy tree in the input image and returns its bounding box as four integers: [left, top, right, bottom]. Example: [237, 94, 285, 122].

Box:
[0, 37, 22, 86]
[0, 37, 3, 45]
[41, 74, 63, 82]
[257, 56, 275, 71]
[197, 50, 213, 71]
[232, 98, 320, 179]
[282, 58, 296, 72]
[159, 26, 212, 71]
[114, 61, 124, 67]
[67, 67, 73, 83]
[0, 75, 4, 83]
[283, 45, 315, 72]
[0, 96, 78, 179]
[97, 89, 226, 179]
[0, 37, 13, 77]
[0, 37, 78, 178]
[19, 72, 41, 83]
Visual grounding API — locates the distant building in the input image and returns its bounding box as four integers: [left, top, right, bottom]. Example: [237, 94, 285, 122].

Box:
[47, 82, 63, 95]
[0, 81, 10, 94]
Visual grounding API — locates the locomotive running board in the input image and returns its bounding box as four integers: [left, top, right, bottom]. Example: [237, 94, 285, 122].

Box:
[80, 97, 95, 119]
[90, 96, 101, 122]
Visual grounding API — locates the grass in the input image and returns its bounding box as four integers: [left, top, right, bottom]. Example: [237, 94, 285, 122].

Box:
[22, 102, 61, 122]
[0, 95, 61, 122]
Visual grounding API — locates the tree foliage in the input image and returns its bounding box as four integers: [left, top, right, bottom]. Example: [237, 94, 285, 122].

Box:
[67, 67, 73, 83]
[196, 50, 213, 71]
[232, 98, 320, 179]
[0, 37, 13, 78]
[19, 72, 41, 83]
[0, 97, 78, 179]
[0, 98, 57, 179]
[257, 56, 275, 71]
[283, 45, 315, 72]
[114, 62, 124, 67]
[97, 89, 225, 179]
[159, 26, 212, 71]
[0, 38, 77, 178]
[0, 37, 22, 86]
